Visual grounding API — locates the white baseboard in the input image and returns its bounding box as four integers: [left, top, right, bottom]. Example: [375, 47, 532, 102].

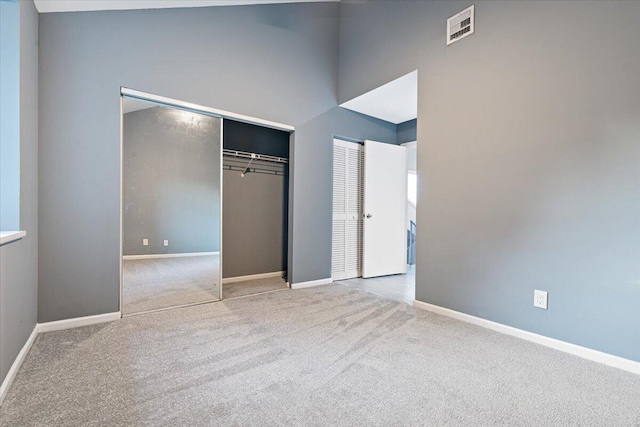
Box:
[291, 278, 333, 290]
[122, 252, 219, 260]
[37, 312, 121, 333]
[0, 326, 38, 405]
[413, 300, 640, 376]
[0, 311, 121, 405]
[222, 271, 284, 284]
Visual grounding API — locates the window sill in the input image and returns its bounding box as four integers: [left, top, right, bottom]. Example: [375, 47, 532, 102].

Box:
[0, 231, 27, 246]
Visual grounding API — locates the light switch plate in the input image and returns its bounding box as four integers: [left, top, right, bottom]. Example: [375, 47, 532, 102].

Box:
[143, 238, 148, 246]
[163, 240, 169, 246]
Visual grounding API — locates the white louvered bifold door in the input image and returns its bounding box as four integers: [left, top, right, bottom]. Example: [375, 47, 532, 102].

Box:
[332, 139, 363, 281]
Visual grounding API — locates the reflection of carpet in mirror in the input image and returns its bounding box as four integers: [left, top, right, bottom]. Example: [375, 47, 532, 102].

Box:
[122, 255, 220, 315]
[223, 276, 288, 299]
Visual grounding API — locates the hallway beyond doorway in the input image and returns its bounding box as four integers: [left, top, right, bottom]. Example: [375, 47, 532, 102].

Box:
[336, 265, 415, 304]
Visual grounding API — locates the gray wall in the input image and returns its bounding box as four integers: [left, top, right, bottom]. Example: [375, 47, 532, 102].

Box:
[122, 106, 221, 256]
[38, 3, 395, 321]
[397, 119, 417, 145]
[223, 169, 286, 278]
[339, 1, 640, 362]
[0, 0, 39, 385]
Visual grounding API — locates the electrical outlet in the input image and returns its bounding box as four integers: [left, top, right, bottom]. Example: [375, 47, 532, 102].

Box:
[163, 240, 169, 246]
[142, 239, 148, 246]
[534, 290, 548, 310]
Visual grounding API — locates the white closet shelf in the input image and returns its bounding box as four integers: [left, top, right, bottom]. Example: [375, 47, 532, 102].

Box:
[0, 231, 27, 246]
[222, 149, 288, 164]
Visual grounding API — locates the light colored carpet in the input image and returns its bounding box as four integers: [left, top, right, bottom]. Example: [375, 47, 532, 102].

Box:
[2, 285, 639, 426]
[337, 264, 415, 304]
[122, 255, 220, 315]
[223, 276, 288, 299]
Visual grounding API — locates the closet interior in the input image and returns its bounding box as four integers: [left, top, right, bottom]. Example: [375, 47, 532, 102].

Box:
[222, 120, 289, 298]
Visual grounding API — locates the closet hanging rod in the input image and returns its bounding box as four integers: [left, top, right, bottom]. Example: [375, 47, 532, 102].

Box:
[223, 165, 286, 176]
[222, 149, 288, 164]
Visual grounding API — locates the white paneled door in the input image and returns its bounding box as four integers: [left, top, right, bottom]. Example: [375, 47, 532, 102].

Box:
[332, 139, 363, 281]
[362, 140, 407, 278]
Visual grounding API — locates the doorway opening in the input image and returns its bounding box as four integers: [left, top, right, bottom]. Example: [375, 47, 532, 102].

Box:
[332, 71, 418, 304]
[221, 120, 290, 299]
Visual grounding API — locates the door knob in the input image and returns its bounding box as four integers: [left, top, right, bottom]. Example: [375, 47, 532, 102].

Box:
[366, 214, 372, 219]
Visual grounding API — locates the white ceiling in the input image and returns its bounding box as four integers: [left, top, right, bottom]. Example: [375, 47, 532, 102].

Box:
[340, 70, 417, 125]
[34, 0, 338, 13]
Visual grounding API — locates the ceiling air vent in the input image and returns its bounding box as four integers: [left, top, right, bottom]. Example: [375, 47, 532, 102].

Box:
[447, 5, 474, 45]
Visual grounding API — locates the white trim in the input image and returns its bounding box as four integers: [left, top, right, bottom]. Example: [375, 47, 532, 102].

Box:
[222, 271, 284, 284]
[121, 88, 294, 132]
[0, 326, 37, 405]
[219, 120, 224, 301]
[333, 138, 362, 149]
[332, 272, 360, 281]
[413, 300, 640, 376]
[122, 252, 219, 261]
[291, 278, 333, 290]
[1, 312, 121, 403]
[400, 141, 417, 148]
[407, 169, 417, 208]
[224, 287, 288, 300]
[0, 231, 27, 246]
[123, 301, 218, 318]
[119, 94, 124, 314]
[36, 312, 121, 334]
[35, 0, 339, 14]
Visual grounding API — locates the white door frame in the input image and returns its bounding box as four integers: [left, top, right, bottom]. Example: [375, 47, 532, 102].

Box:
[400, 141, 417, 149]
[401, 140, 417, 267]
[119, 87, 294, 315]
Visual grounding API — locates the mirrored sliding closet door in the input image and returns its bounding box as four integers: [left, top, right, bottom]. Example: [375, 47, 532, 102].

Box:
[121, 95, 222, 315]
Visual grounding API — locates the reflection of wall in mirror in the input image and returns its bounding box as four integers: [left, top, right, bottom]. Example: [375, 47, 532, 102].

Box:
[123, 106, 221, 256]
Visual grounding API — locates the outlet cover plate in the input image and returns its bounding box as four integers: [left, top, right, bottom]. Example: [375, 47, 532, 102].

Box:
[534, 290, 548, 310]
[163, 240, 169, 246]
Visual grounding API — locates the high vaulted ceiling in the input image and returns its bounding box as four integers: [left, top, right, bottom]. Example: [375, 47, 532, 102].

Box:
[34, 0, 338, 14]
[35, 0, 417, 126]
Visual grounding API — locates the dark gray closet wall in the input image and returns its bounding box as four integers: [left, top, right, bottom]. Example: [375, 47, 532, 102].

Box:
[122, 106, 221, 256]
[223, 171, 286, 278]
[223, 120, 289, 278]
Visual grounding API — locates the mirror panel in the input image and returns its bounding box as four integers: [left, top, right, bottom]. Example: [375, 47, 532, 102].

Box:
[121, 96, 221, 315]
